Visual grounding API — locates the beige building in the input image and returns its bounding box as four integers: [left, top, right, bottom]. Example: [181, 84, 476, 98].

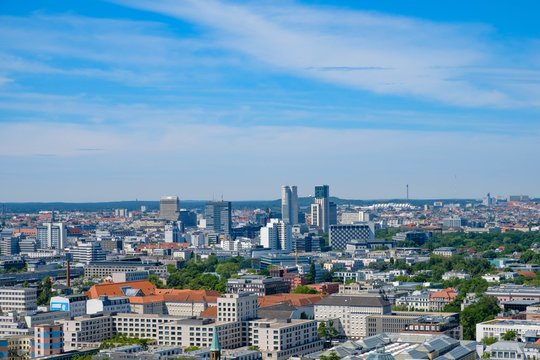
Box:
[250, 319, 323, 360]
[59, 313, 115, 351]
[217, 293, 258, 322]
[0, 288, 37, 313]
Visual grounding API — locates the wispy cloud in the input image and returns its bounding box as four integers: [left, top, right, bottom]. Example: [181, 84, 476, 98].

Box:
[110, 0, 540, 108]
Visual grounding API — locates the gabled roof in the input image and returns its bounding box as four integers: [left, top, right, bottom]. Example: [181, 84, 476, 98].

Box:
[155, 289, 220, 303]
[258, 293, 328, 307]
[85, 280, 156, 299]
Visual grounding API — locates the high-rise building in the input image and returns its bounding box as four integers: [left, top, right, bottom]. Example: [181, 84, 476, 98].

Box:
[164, 223, 180, 243]
[205, 201, 232, 235]
[71, 242, 106, 263]
[160, 196, 180, 221]
[281, 185, 298, 225]
[311, 185, 330, 232]
[0, 229, 19, 256]
[37, 223, 67, 249]
[260, 219, 292, 251]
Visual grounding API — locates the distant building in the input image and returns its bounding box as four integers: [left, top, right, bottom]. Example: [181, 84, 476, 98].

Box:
[311, 185, 330, 232]
[260, 219, 292, 251]
[164, 223, 181, 243]
[87, 295, 131, 314]
[433, 247, 457, 257]
[160, 196, 180, 221]
[0, 287, 37, 313]
[392, 231, 428, 245]
[0, 229, 19, 256]
[36, 222, 66, 249]
[71, 242, 106, 263]
[226, 276, 290, 296]
[281, 185, 298, 225]
[205, 201, 232, 235]
[442, 216, 467, 228]
[329, 223, 375, 250]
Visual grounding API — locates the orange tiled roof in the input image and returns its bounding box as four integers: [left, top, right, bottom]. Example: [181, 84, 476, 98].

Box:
[517, 271, 536, 278]
[85, 280, 157, 299]
[155, 289, 220, 303]
[127, 295, 164, 304]
[430, 287, 457, 300]
[258, 293, 328, 307]
[200, 306, 217, 318]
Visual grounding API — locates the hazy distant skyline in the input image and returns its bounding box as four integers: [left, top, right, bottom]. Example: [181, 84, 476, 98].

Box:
[1, 1, 539, 202]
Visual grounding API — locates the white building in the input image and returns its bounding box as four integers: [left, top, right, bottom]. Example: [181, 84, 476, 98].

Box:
[36, 222, 67, 249]
[0, 287, 37, 313]
[260, 219, 292, 251]
[60, 313, 115, 351]
[442, 271, 470, 281]
[71, 242, 106, 263]
[476, 319, 540, 342]
[87, 296, 131, 314]
[314, 294, 392, 339]
[50, 294, 88, 317]
[217, 293, 258, 322]
[165, 223, 181, 243]
[281, 185, 299, 225]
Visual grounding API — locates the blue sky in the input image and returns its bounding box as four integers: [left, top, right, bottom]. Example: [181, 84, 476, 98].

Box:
[0, 0, 539, 202]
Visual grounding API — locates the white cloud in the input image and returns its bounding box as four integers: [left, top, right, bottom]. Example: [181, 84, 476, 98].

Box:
[110, 0, 540, 108]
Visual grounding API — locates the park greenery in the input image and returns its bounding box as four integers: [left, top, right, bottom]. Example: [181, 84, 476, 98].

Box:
[165, 255, 251, 292]
[460, 296, 501, 340]
[293, 285, 317, 294]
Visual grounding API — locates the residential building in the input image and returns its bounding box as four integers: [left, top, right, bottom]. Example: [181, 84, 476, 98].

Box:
[59, 313, 115, 351]
[36, 222, 66, 250]
[329, 223, 375, 250]
[160, 196, 180, 221]
[205, 201, 232, 235]
[0, 287, 37, 313]
[0, 230, 19, 256]
[281, 185, 298, 225]
[50, 295, 88, 317]
[30, 324, 63, 358]
[433, 247, 457, 257]
[164, 223, 181, 243]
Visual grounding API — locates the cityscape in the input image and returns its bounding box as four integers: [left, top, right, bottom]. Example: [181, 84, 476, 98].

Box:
[0, 185, 539, 360]
[1, 1, 540, 360]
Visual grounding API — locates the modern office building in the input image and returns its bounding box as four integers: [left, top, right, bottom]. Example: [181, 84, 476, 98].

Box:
[442, 216, 467, 228]
[60, 313, 115, 351]
[160, 196, 180, 221]
[71, 242, 106, 263]
[226, 276, 290, 296]
[392, 231, 429, 245]
[164, 223, 181, 243]
[0, 287, 37, 313]
[50, 294, 88, 318]
[84, 259, 167, 278]
[87, 296, 131, 314]
[205, 201, 232, 235]
[314, 294, 392, 339]
[217, 293, 258, 322]
[281, 186, 298, 225]
[260, 219, 292, 251]
[311, 185, 330, 232]
[329, 223, 375, 250]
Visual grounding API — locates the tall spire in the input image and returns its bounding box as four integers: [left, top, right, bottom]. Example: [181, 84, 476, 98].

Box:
[210, 327, 221, 360]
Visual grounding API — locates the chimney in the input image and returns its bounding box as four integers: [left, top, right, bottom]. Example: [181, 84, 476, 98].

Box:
[66, 260, 70, 288]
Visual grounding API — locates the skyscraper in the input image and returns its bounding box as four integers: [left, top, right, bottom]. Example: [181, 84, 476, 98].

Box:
[311, 185, 330, 232]
[159, 196, 180, 221]
[205, 201, 232, 235]
[260, 219, 292, 251]
[281, 185, 298, 225]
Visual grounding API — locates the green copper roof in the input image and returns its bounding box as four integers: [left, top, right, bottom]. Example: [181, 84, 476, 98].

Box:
[210, 327, 221, 352]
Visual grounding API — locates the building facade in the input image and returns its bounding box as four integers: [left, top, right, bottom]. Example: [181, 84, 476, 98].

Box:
[281, 186, 298, 225]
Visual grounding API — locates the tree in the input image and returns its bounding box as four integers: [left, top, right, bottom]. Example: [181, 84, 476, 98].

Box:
[318, 320, 339, 343]
[501, 330, 518, 341]
[147, 275, 166, 289]
[37, 276, 57, 306]
[293, 285, 317, 294]
[320, 351, 341, 360]
[300, 312, 309, 319]
[482, 352, 491, 359]
[306, 262, 317, 284]
[461, 296, 501, 340]
[482, 337, 498, 345]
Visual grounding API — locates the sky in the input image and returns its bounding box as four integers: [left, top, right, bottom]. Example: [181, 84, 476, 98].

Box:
[0, 0, 539, 202]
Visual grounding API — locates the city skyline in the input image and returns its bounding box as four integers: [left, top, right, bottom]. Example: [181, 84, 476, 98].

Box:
[1, 0, 539, 202]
